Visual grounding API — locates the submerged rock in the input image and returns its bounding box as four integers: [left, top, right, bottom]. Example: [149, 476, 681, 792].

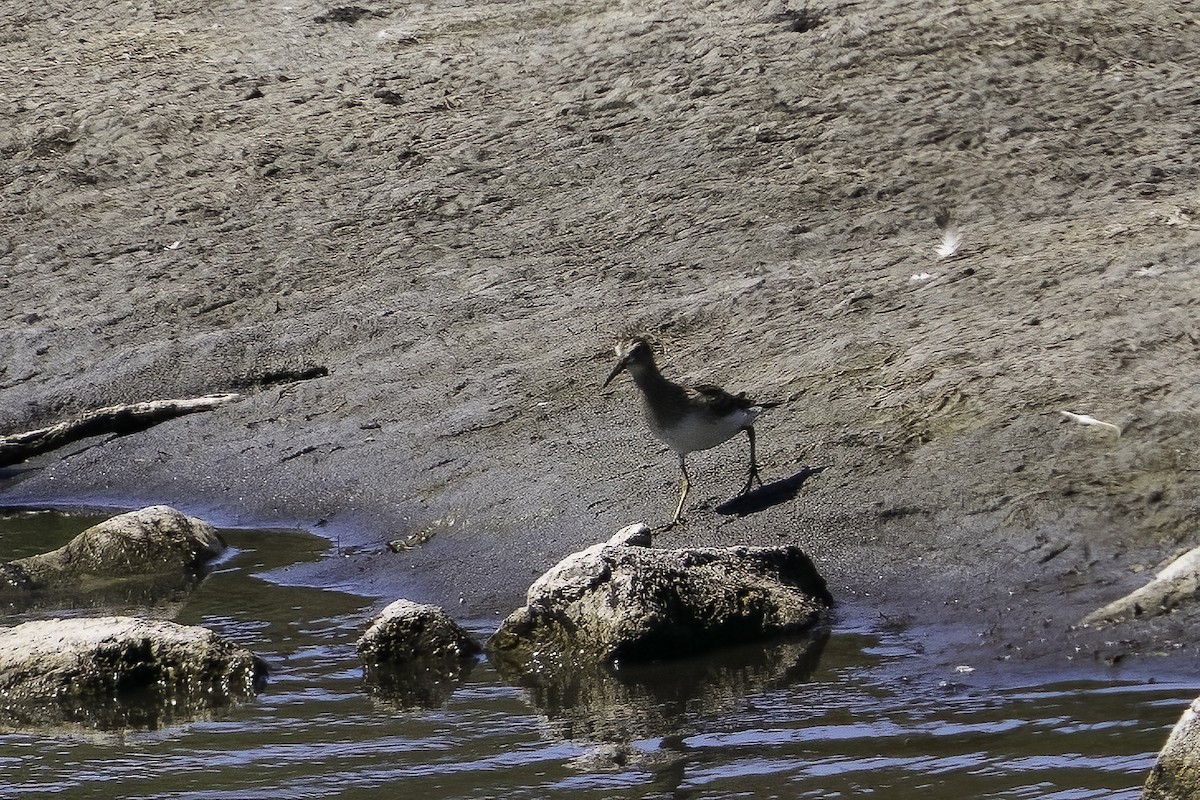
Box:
[1143, 696, 1200, 800]
[12, 505, 225, 583]
[488, 523, 832, 670]
[1, 505, 225, 609]
[0, 616, 266, 730]
[357, 599, 482, 708]
[0, 562, 33, 591]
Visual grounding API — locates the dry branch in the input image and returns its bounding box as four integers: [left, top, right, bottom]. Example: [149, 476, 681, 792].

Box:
[0, 394, 240, 468]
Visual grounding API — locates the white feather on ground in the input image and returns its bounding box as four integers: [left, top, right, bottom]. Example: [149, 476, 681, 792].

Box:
[937, 227, 963, 259]
[1059, 410, 1122, 437]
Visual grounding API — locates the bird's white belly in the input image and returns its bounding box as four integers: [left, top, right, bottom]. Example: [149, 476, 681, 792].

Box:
[656, 408, 758, 455]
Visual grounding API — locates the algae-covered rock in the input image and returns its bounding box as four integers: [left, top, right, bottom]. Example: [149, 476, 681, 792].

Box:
[12, 505, 225, 586]
[0, 616, 266, 730]
[357, 598, 482, 664]
[357, 599, 482, 709]
[488, 524, 832, 670]
[0, 506, 226, 611]
[1143, 696, 1200, 800]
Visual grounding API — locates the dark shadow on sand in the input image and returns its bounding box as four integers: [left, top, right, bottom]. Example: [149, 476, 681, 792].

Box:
[714, 466, 828, 516]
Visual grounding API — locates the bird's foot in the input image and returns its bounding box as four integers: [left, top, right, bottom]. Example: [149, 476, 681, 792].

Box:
[740, 467, 765, 496]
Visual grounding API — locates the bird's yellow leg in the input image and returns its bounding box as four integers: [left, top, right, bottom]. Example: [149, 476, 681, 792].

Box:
[672, 456, 691, 525]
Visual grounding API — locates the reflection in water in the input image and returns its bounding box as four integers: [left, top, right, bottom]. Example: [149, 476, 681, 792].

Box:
[495, 632, 827, 743]
[0, 572, 202, 619]
[364, 656, 480, 711]
[0, 650, 267, 733]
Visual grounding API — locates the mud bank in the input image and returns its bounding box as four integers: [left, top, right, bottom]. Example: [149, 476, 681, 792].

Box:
[2, 0, 1199, 669]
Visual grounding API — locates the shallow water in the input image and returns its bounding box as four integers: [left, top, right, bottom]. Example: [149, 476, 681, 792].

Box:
[0, 509, 1194, 799]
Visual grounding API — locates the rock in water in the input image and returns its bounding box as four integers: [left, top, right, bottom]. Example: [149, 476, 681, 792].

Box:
[357, 599, 482, 709]
[0, 616, 266, 730]
[488, 523, 831, 670]
[0, 505, 227, 612]
[1144, 695, 1200, 800]
[11, 505, 226, 586]
[357, 598, 482, 664]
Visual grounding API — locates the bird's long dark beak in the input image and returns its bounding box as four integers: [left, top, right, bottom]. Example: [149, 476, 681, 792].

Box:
[603, 357, 628, 388]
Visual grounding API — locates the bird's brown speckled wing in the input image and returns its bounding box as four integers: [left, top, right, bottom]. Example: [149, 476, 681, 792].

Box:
[690, 384, 753, 415]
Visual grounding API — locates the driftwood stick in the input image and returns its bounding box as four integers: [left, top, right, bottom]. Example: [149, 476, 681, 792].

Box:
[1079, 545, 1200, 628]
[0, 393, 241, 467]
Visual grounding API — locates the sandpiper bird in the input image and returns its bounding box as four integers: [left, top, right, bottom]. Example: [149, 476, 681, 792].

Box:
[603, 337, 775, 524]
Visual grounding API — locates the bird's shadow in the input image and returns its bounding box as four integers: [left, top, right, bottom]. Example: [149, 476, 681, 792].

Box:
[713, 465, 828, 517]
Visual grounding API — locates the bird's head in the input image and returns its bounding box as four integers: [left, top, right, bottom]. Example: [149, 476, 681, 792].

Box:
[603, 337, 654, 387]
